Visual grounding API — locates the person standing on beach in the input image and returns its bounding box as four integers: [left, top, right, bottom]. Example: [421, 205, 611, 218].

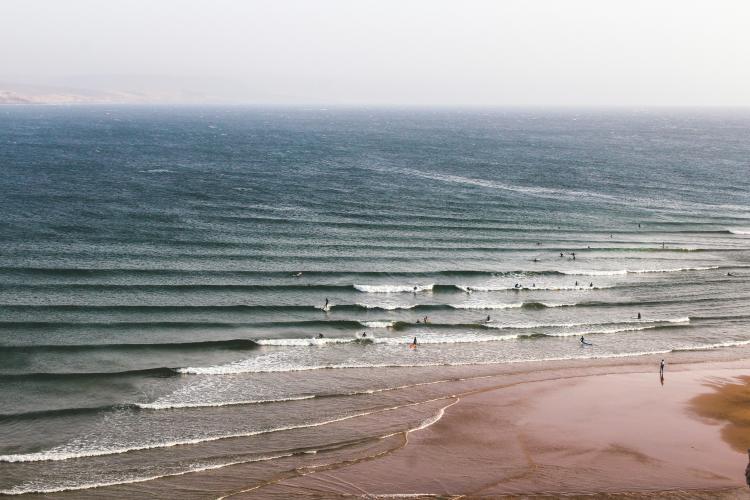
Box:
[660, 359, 666, 376]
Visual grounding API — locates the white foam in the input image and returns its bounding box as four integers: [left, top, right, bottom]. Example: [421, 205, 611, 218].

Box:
[485, 316, 690, 330]
[356, 303, 417, 310]
[678, 338, 750, 350]
[450, 302, 524, 310]
[0, 396, 455, 464]
[560, 269, 629, 276]
[178, 338, 750, 376]
[729, 229, 750, 235]
[136, 395, 315, 410]
[540, 324, 675, 338]
[561, 266, 719, 276]
[0, 454, 294, 495]
[255, 337, 357, 346]
[459, 284, 608, 291]
[360, 320, 395, 328]
[354, 284, 434, 293]
[140, 168, 172, 173]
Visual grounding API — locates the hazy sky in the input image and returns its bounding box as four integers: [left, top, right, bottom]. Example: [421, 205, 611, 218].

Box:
[2, 0, 749, 105]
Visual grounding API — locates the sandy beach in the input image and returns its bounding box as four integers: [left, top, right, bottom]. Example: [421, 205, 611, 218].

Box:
[212, 358, 750, 499]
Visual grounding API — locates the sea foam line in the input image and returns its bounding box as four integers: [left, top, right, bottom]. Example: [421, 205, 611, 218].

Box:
[0, 454, 294, 496]
[354, 284, 434, 293]
[177, 335, 749, 377]
[0, 396, 455, 463]
[560, 266, 719, 276]
[136, 395, 315, 410]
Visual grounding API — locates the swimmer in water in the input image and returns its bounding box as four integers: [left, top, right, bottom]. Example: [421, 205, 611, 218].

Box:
[362, 332, 367, 338]
[575, 281, 579, 287]
[589, 282, 593, 287]
[637, 312, 641, 319]
[423, 316, 428, 323]
[560, 252, 564, 258]
[486, 315, 491, 322]
[412, 337, 418, 346]
[317, 333, 324, 339]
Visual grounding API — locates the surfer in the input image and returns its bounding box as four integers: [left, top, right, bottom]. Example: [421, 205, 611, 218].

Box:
[560, 252, 564, 258]
[589, 282, 593, 287]
[317, 333, 324, 339]
[362, 332, 367, 338]
[637, 312, 642, 319]
[412, 337, 418, 346]
[413, 286, 418, 293]
[580, 336, 590, 346]
[571, 252, 576, 260]
[486, 314, 491, 322]
[293, 272, 303, 277]
[423, 316, 429, 323]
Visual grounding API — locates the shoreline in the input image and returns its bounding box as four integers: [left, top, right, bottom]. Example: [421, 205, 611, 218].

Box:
[10, 349, 750, 499]
[220, 356, 750, 498]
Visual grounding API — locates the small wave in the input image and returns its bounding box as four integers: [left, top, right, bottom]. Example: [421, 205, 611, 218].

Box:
[449, 302, 524, 310]
[0, 454, 294, 495]
[0, 397, 451, 463]
[0, 367, 179, 382]
[360, 320, 395, 328]
[0, 339, 259, 353]
[560, 266, 719, 276]
[354, 284, 434, 293]
[457, 284, 609, 292]
[175, 334, 750, 376]
[729, 229, 750, 235]
[354, 303, 418, 310]
[140, 168, 173, 173]
[485, 316, 690, 330]
[254, 337, 372, 346]
[524, 323, 684, 338]
[672, 338, 750, 352]
[136, 395, 316, 410]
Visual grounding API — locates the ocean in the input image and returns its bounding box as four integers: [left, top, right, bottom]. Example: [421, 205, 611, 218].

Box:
[1, 106, 749, 496]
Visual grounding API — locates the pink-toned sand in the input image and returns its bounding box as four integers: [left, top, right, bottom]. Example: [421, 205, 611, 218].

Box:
[237, 364, 750, 498]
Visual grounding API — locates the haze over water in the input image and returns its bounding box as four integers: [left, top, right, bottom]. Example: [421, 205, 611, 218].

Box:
[1, 106, 750, 495]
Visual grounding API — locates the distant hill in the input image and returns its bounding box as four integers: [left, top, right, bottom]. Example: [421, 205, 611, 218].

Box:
[0, 83, 213, 105]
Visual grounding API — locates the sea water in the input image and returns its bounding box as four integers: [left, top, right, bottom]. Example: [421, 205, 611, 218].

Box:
[1, 106, 749, 495]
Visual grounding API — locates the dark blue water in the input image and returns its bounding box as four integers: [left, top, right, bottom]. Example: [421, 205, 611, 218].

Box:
[1, 106, 749, 495]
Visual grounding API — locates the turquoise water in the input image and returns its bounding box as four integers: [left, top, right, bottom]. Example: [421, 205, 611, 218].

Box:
[1, 106, 749, 494]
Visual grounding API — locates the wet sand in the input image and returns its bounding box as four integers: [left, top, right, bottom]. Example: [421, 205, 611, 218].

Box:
[231, 361, 750, 498]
